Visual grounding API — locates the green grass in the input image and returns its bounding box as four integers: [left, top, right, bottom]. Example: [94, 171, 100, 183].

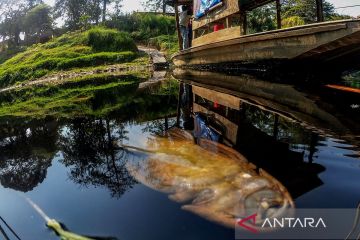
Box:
[0, 27, 139, 88]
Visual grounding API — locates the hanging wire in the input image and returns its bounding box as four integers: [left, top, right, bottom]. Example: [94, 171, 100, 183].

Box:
[0, 224, 10, 240]
[335, 4, 360, 9]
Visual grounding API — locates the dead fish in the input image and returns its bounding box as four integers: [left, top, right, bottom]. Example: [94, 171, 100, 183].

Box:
[124, 128, 294, 229]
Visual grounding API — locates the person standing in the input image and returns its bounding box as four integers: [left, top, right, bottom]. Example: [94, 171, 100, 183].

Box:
[179, 5, 191, 50]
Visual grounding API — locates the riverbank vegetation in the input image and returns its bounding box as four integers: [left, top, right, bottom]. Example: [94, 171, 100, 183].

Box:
[0, 0, 180, 120]
[0, 27, 140, 88]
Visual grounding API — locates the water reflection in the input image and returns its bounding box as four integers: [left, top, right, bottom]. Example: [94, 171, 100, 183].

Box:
[0, 119, 58, 192]
[174, 70, 360, 205]
[0, 72, 358, 239]
[60, 117, 137, 198]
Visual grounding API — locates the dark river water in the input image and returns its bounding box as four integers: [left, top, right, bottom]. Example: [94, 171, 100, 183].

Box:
[0, 70, 359, 240]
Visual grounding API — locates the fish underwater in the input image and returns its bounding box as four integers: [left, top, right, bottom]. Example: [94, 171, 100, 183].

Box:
[123, 128, 295, 230]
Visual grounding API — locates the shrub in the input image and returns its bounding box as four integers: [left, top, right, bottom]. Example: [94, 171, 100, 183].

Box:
[106, 13, 176, 42]
[87, 27, 137, 52]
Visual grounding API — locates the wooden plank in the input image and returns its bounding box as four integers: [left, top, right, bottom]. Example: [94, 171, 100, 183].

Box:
[182, 21, 348, 53]
[239, 0, 275, 10]
[192, 85, 241, 110]
[192, 26, 241, 47]
[192, 0, 239, 30]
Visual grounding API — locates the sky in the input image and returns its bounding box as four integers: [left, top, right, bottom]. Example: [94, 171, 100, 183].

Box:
[44, 0, 359, 17]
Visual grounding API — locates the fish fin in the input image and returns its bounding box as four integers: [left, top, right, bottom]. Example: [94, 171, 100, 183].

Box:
[169, 191, 196, 203]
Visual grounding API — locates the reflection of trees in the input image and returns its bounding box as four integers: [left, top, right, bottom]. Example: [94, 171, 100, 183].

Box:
[0, 119, 58, 192]
[142, 117, 177, 136]
[60, 117, 137, 198]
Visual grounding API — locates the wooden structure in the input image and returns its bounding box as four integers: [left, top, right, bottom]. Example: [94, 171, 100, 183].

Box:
[168, 0, 360, 71]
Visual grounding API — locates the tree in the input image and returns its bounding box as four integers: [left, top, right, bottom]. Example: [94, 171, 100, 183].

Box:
[54, 0, 114, 29]
[247, 4, 277, 33]
[27, 0, 44, 8]
[282, 0, 335, 24]
[54, 0, 89, 30]
[87, 0, 102, 24]
[0, 1, 28, 46]
[23, 4, 53, 44]
[143, 0, 167, 13]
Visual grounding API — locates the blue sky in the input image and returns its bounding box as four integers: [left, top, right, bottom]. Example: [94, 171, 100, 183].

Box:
[44, 0, 360, 17]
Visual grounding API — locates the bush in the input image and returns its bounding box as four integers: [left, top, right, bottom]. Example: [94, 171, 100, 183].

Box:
[106, 13, 176, 42]
[87, 27, 137, 52]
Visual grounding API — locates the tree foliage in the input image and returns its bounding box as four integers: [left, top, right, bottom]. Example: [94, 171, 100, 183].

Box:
[142, 0, 167, 13]
[23, 4, 53, 44]
[282, 0, 335, 23]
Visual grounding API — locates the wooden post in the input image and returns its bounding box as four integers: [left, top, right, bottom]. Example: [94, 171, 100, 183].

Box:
[316, 0, 324, 22]
[174, 4, 183, 50]
[276, 0, 282, 29]
[240, 11, 247, 35]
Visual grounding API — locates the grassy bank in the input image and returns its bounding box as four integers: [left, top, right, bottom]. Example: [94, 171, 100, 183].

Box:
[0, 74, 178, 119]
[0, 27, 144, 88]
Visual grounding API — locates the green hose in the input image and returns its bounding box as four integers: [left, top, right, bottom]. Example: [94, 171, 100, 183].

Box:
[47, 220, 94, 240]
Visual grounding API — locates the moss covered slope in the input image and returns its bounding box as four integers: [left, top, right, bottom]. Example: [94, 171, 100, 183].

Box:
[0, 27, 141, 88]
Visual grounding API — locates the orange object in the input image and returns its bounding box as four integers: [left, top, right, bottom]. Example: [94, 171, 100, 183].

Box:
[325, 84, 360, 94]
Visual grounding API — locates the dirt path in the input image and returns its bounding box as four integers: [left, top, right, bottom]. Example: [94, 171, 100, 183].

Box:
[137, 46, 168, 70]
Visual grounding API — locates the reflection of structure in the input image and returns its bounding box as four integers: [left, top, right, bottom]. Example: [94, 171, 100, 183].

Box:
[174, 69, 360, 148]
[181, 84, 327, 199]
[0, 119, 58, 192]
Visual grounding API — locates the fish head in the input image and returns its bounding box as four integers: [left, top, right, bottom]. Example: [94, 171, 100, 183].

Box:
[238, 185, 295, 228]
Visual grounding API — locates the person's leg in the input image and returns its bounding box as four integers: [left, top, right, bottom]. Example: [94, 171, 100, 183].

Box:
[184, 27, 189, 49]
[180, 26, 189, 50]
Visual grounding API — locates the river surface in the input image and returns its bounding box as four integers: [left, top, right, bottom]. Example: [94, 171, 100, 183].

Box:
[0, 70, 359, 239]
